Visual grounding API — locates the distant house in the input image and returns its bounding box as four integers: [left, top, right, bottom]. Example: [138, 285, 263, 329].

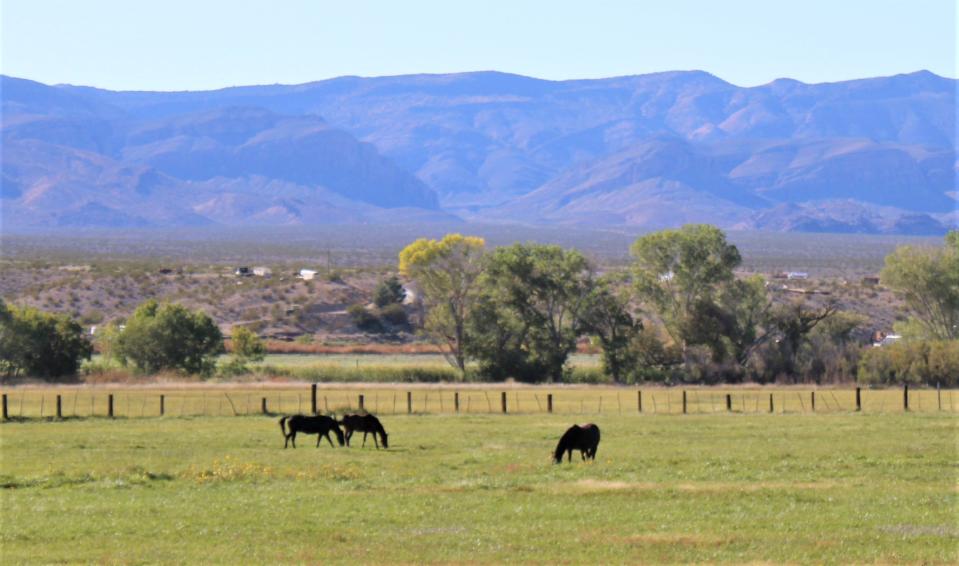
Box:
[786, 271, 808, 280]
[872, 331, 902, 347]
[861, 276, 880, 286]
[253, 267, 272, 277]
[298, 269, 318, 280]
[234, 266, 252, 277]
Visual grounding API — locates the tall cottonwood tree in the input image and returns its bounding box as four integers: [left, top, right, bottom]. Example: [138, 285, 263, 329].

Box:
[881, 231, 959, 340]
[398, 234, 486, 376]
[630, 224, 742, 361]
[468, 243, 593, 382]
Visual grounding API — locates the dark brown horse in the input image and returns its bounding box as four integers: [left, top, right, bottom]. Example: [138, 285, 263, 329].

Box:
[340, 414, 389, 449]
[554, 424, 600, 463]
[279, 415, 345, 448]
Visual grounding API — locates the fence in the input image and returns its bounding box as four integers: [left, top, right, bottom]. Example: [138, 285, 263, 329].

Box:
[1, 384, 956, 420]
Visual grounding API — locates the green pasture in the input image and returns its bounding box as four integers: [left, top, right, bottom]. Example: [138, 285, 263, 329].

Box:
[1, 413, 956, 564]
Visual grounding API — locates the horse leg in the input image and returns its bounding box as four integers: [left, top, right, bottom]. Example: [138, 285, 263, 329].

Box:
[284, 433, 289, 449]
[325, 432, 335, 448]
[581, 450, 586, 461]
[291, 431, 297, 449]
[567, 449, 572, 463]
[373, 433, 379, 450]
[362, 431, 368, 447]
[316, 433, 322, 448]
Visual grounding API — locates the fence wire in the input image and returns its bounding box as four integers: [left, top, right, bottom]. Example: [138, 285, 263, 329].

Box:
[1, 386, 956, 420]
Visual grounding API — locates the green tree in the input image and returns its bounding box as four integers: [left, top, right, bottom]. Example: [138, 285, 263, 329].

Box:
[769, 299, 839, 381]
[579, 275, 643, 383]
[0, 301, 92, 379]
[111, 300, 223, 376]
[630, 224, 742, 363]
[880, 231, 959, 340]
[220, 326, 266, 376]
[399, 234, 486, 376]
[469, 243, 593, 382]
[232, 326, 265, 361]
[373, 275, 406, 308]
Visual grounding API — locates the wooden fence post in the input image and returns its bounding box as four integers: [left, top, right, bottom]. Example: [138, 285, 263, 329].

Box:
[811, 391, 815, 412]
[638, 390, 643, 413]
[903, 383, 909, 411]
[56, 395, 62, 419]
[454, 392, 460, 413]
[855, 387, 861, 412]
[937, 382, 942, 411]
[768, 393, 773, 413]
[160, 395, 165, 416]
[108, 394, 114, 418]
[311, 384, 317, 414]
[501, 392, 507, 414]
[682, 390, 687, 414]
[726, 394, 732, 412]
[407, 392, 412, 414]
[1, 394, 7, 420]
[358, 394, 365, 411]
[261, 397, 267, 414]
[547, 394, 553, 413]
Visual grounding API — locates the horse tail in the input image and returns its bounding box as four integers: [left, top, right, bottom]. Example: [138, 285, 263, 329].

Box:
[279, 416, 288, 437]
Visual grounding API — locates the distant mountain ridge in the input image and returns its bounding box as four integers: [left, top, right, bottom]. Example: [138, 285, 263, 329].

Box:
[1, 70, 956, 233]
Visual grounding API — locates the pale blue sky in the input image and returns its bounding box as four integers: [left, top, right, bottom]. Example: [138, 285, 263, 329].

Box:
[1, 0, 955, 91]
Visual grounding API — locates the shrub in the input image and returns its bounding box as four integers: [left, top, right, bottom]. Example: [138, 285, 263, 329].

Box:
[378, 303, 408, 327]
[858, 340, 959, 387]
[347, 304, 382, 333]
[109, 300, 224, 376]
[0, 300, 93, 380]
[373, 276, 406, 308]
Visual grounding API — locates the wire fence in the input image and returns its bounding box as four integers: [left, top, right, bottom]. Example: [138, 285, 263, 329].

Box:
[1, 385, 956, 420]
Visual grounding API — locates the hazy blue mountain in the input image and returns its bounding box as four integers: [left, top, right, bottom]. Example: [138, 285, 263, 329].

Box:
[2, 71, 956, 233]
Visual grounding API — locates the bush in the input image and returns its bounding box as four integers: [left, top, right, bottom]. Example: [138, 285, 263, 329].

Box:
[347, 304, 382, 333]
[378, 303, 409, 327]
[109, 300, 224, 376]
[374, 276, 406, 308]
[858, 340, 959, 387]
[0, 300, 93, 380]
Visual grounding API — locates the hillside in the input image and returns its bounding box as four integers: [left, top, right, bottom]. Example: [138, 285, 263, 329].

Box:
[2, 71, 956, 233]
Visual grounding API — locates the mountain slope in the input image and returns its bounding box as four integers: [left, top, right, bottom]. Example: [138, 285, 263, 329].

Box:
[2, 77, 444, 228]
[2, 71, 956, 233]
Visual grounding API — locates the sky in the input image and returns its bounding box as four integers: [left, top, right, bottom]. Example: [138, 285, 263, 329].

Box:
[1, 0, 955, 91]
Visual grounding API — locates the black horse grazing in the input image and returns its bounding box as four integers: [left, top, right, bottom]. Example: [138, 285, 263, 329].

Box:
[279, 415, 345, 449]
[554, 424, 600, 463]
[340, 414, 389, 449]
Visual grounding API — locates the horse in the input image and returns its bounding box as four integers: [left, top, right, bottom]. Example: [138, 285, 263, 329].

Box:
[279, 414, 345, 449]
[553, 424, 600, 463]
[339, 414, 389, 449]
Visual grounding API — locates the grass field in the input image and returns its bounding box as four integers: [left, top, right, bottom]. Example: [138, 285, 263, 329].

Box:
[1, 413, 956, 564]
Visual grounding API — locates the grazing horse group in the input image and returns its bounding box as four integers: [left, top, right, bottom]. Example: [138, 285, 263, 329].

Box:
[279, 413, 388, 450]
[278, 412, 600, 465]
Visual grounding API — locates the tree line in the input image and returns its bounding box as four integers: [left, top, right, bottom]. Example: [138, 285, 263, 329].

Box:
[400, 226, 959, 385]
[1, 225, 956, 384]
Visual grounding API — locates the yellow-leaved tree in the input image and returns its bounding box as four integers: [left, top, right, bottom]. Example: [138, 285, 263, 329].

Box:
[399, 234, 486, 376]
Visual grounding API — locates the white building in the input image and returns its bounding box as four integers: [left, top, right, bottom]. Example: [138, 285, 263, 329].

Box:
[253, 267, 272, 277]
[298, 269, 318, 280]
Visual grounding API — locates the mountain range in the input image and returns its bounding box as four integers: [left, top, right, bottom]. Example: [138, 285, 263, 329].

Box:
[1, 70, 956, 234]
